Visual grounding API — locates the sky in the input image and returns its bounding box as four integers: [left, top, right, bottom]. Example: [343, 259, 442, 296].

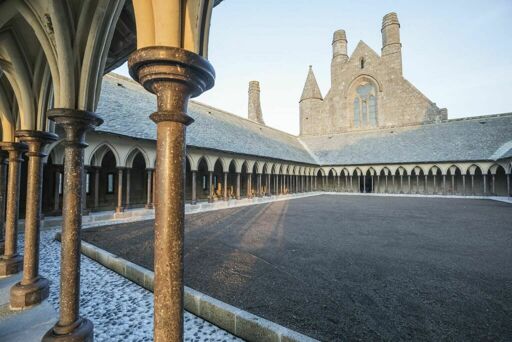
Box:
[115, 0, 512, 135]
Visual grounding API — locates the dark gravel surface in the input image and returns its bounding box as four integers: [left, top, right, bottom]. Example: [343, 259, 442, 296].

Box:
[82, 195, 512, 341]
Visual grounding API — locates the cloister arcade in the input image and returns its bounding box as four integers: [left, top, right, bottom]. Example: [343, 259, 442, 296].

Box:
[18, 131, 511, 219]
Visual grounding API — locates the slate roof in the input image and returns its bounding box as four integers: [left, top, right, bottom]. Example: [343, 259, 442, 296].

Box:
[96, 73, 512, 166]
[96, 73, 316, 164]
[299, 114, 512, 165]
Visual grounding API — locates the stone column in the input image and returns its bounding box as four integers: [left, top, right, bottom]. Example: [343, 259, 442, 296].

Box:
[53, 169, 61, 213]
[267, 174, 271, 195]
[385, 175, 388, 193]
[0, 153, 7, 255]
[399, 175, 403, 194]
[363, 175, 366, 193]
[408, 175, 411, 194]
[10, 130, 57, 309]
[257, 174, 262, 197]
[94, 167, 100, 209]
[191, 171, 197, 204]
[247, 173, 252, 198]
[443, 175, 447, 195]
[491, 174, 496, 195]
[416, 175, 419, 194]
[128, 47, 214, 342]
[376, 175, 380, 193]
[433, 176, 437, 194]
[471, 175, 475, 195]
[483, 174, 487, 195]
[223, 172, 228, 201]
[462, 175, 466, 196]
[116, 168, 124, 213]
[507, 174, 511, 197]
[424, 175, 428, 194]
[146, 169, 154, 208]
[152, 170, 156, 204]
[236, 172, 241, 200]
[125, 168, 131, 208]
[371, 176, 374, 193]
[0, 142, 27, 277]
[208, 171, 213, 203]
[349, 175, 353, 191]
[42, 109, 102, 341]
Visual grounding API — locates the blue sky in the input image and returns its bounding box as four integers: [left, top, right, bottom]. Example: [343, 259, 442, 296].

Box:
[115, 0, 512, 135]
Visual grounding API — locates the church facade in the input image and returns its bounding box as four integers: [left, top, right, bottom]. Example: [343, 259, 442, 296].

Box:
[28, 12, 512, 216]
[300, 12, 446, 136]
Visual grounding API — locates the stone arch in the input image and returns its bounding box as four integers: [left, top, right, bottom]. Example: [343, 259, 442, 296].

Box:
[124, 146, 150, 169]
[344, 73, 383, 98]
[89, 142, 121, 167]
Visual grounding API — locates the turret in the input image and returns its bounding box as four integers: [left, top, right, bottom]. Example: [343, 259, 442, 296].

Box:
[248, 81, 265, 125]
[331, 29, 348, 86]
[299, 66, 323, 135]
[381, 12, 402, 74]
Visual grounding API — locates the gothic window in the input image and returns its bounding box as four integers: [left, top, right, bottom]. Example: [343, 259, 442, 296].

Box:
[354, 98, 360, 128]
[353, 82, 378, 128]
[369, 95, 377, 126]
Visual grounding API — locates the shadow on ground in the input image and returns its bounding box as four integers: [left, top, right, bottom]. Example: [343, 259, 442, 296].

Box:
[82, 195, 512, 341]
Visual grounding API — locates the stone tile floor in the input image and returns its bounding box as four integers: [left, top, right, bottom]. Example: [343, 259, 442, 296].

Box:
[19, 230, 241, 342]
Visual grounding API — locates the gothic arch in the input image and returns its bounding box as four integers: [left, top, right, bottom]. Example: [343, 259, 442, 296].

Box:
[124, 146, 150, 168]
[88, 142, 121, 167]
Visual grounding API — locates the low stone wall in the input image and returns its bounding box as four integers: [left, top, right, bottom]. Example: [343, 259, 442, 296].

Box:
[54, 233, 318, 342]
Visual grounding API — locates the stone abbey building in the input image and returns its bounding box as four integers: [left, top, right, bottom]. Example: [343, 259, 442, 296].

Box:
[31, 12, 512, 215]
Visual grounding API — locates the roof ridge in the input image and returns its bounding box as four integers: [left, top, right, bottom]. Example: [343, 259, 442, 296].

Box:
[189, 101, 300, 139]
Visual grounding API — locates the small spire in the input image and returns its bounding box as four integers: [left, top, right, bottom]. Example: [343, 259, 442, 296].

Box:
[300, 66, 323, 102]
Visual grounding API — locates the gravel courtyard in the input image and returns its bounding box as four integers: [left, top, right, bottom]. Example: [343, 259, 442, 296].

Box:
[82, 195, 512, 341]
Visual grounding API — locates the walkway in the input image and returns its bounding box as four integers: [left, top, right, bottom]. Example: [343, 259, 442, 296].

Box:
[0, 230, 240, 341]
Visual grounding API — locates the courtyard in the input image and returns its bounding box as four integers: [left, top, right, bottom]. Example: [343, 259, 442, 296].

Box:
[82, 195, 512, 341]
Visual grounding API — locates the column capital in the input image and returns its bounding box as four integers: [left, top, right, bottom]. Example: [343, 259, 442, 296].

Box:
[47, 109, 103, 148]
[15, 130, 58, 157]
[0, 142, 28, 162]
[128, 46, 214, 125]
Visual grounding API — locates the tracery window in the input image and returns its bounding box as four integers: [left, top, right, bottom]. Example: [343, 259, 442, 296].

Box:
[353, 82, 378, 128]
[354, 98, 360, 127]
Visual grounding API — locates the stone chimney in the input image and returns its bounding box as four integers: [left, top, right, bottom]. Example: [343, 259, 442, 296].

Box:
[248, 81, 265, 125]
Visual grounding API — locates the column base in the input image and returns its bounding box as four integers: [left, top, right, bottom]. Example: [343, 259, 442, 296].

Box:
[43, 317, 94, 342]
[145, 203, 154, 209]
[115, 207, 124, 213]
[10, 276, 49, 309]
[0, 254, 23, 277]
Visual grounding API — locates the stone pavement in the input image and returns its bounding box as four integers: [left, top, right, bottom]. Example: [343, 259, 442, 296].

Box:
[0, 230, 241, 341]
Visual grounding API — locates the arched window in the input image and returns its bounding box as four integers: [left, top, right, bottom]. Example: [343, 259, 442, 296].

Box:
[369, 95, 377, 126]
[353, 82, 378, 128]
[360, 58, 365, 69]
[354, 98, 360, 128]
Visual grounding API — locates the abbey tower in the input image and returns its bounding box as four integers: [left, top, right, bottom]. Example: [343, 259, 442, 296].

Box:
[300, 12, 447, 136]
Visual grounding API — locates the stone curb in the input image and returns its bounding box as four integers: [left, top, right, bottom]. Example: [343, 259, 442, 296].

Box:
[54, 233, 318, 342]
